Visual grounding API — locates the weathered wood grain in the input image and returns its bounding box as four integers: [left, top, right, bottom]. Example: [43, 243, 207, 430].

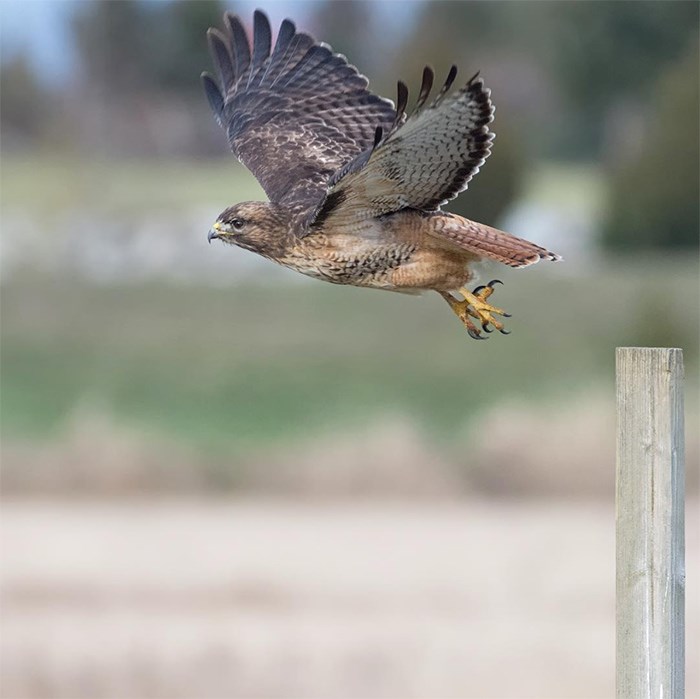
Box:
[616, 347, 685, 699]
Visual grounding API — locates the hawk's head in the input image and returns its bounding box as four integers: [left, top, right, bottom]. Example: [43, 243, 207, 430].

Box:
[208, 201, 291, 259]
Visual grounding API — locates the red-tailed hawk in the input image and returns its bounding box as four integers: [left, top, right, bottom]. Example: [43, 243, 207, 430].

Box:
[203, 10, 560, 338]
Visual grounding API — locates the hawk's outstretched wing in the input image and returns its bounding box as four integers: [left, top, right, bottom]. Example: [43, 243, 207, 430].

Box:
[202, 10, 397, 215]
[311, 69, 494, 226]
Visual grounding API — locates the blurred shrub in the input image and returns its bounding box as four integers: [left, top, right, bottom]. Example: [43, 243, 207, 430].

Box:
[543, 0, 699, 156]
[602, 43, 699, 251]
[72, 0, 224, 95]
[0, 55, 54, 149]
[395, 1, 699, 159]
[146, 0, 229, 95]
[67, 0, 226, 156]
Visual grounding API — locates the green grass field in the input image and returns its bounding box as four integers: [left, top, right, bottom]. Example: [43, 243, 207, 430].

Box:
[2, 258, 697, 454]
[2, 154, 697, 456]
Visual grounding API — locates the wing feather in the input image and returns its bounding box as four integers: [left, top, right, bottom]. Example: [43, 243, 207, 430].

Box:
[250, 10, 272, 78]
[201, 71, 224, 125]
[224, 13, 251, 80]
[207, 29, 235, 89]
[268, 32, 315, 88]
[415, 67, 435, 112]
[312, 70, 494, 226]
[202, 11, 396, 215]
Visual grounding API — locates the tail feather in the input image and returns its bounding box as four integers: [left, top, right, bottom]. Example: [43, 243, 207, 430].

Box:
[437, 213, 561, 268]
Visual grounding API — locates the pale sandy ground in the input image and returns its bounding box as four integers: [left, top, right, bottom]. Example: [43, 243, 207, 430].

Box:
[1, 499, 697, 699]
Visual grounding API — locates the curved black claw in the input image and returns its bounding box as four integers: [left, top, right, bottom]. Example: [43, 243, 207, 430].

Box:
[482, 322, 493, 333]
[502, 313, 512, 318]
[499, 328, 511, 335]
[468, 327, 488, 340]
[473, 285, 486, 295]
[487, 279, 503, 287]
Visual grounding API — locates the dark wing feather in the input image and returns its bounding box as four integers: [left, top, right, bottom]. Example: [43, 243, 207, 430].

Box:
[202, 10, 396, 216]
[312, 69, 494, 225]
[201, 72, 224, 126]
[207, 29, 235, 88]
[415, 66, 435, 112]
[250, 10, 272, 79]
[225, 13, 251, 79]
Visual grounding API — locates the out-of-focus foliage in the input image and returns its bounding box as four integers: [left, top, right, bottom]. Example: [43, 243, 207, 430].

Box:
[603, 42, 700, 251]
[151, 1, 228, 93]
[399, 1, 699, 158]
[542, 0, 700, 157]
[72, 0, 225, 94]
[0, 55, 55, 149]
[72, 0, 151, 95]
[66, 0, 226, 156]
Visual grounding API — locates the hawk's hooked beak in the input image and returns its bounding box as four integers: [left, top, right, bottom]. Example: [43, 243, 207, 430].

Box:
[208, 221, 224, 244]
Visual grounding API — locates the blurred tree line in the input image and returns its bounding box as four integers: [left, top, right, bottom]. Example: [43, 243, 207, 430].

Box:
[1, 0, 697, 250]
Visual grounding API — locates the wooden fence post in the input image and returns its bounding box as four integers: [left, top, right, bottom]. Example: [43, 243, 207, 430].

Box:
[616, 347, 685, 698]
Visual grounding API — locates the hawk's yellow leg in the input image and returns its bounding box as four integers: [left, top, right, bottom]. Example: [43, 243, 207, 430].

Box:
[439, 280, 511, 339]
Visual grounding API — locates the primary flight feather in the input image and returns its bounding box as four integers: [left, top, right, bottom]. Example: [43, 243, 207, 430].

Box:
[203, 10, 560, 338]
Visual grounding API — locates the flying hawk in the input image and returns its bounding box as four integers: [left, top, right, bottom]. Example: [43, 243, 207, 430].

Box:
[202, 10, 560, 338]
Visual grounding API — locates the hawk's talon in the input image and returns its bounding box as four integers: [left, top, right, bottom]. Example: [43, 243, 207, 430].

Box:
[474, 279, 503, 303]
[499, 328, 511, 335]
[465, 317, 487, 339]
[439, 282, 511, 339]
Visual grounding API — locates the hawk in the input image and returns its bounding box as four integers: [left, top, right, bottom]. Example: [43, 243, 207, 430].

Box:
[202, 10, 560, 338]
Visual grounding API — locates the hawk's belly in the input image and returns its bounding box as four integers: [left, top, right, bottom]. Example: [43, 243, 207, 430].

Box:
[281, 236, 476, 292]
[281, 244, 414, 288]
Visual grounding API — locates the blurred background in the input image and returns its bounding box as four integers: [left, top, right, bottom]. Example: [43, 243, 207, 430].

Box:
[1, 1, 698, 697]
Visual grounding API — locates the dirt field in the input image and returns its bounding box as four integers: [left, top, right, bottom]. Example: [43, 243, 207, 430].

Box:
[1, 499, 697, 699]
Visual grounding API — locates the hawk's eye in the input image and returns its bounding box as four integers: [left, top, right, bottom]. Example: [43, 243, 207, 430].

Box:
[231, 218, 245, 231]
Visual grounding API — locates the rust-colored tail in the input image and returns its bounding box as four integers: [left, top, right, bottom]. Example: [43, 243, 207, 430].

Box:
[436, 213, 561, 268]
